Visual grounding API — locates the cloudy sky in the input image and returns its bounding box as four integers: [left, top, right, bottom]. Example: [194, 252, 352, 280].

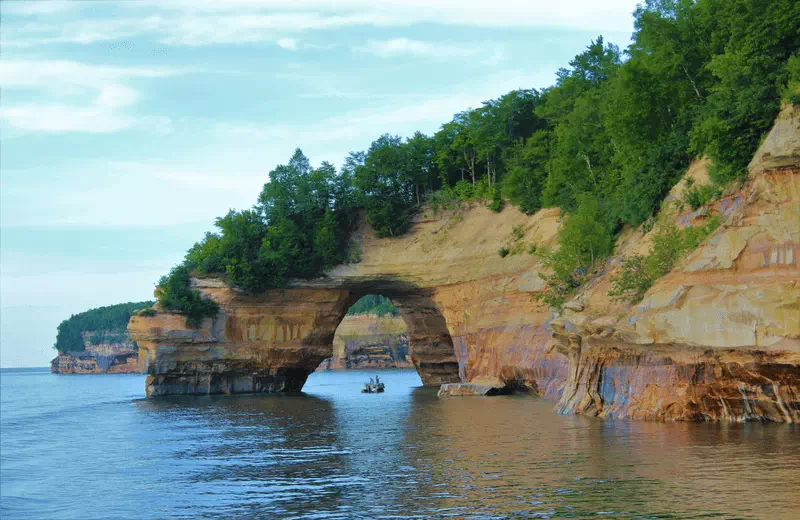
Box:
[0, 0, 639, 367]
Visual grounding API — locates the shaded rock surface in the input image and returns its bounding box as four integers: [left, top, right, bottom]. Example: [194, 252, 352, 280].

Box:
[129, 106, 799, 422]
[316, 314, 412, 371]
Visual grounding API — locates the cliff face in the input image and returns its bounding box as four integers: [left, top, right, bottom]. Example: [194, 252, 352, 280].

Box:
[51, 331, 139, 374]
[51, 352, 139, 374]
[318, 314, 412, 371]
[551, 105, 800, 422]
[129, 106, 799, 421]
[129, 204, 565, 396]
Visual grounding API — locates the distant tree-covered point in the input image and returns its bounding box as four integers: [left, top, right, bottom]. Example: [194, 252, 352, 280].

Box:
[53, 301, 155, 352]
[156, 0, 799, 324]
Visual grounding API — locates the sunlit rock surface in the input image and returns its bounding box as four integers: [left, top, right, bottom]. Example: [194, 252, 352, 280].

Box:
[130, 106, 799, 422]
[551, 105, 800, 422]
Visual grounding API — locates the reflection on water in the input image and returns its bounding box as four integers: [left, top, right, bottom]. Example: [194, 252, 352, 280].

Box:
[1, 367, 798, 519]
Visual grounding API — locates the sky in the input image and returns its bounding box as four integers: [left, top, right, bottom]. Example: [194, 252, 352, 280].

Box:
[0, 0, 640, 368]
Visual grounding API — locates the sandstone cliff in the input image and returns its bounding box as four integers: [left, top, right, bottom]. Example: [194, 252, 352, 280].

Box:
[317, 313, 412, 371]
[129, 106, 798, 422]
[550, 104, 800, 422]
[51, 331, 139, 374]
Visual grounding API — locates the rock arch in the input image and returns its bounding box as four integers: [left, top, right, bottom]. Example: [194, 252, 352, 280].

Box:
[128, 107, 800, 423]
[130, 282, 465, 396]
[129, 204, 565, 397]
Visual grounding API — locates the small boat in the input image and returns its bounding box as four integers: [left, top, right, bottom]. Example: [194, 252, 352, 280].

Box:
[361, 376, 385, 393]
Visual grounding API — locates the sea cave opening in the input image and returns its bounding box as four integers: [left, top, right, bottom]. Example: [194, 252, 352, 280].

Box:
[315, 291, 462, 387]
[316, 294, 413, 376]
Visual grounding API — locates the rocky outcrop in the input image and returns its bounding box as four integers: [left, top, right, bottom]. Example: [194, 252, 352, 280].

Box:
[129, 204, 566, 397]
[51, 351, 139, 374]
[317, 314, 412, 370]
[129, 106, 798, 422]
[550, 105, 800, 422]
[51, 331, 139, 374]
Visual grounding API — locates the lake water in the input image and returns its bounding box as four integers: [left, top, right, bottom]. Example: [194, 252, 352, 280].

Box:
[1, 367, 799, 519]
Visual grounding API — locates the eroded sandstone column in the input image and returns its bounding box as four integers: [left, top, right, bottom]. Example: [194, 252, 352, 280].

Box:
[390, 292, 461, 386]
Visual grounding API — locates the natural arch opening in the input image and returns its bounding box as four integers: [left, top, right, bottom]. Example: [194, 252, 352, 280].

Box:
[317, 294, 412, 372]
[320, 289, 462, 387]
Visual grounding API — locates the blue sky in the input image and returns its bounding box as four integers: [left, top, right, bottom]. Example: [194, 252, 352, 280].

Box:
[0, 0, 639, 367]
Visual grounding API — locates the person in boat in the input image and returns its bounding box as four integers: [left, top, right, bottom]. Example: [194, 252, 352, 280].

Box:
[375, 375, 380, 385]
[369, 377, 374, 385]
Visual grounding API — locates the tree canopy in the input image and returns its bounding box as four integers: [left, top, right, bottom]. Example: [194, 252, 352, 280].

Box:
[54, 301, 154, 352]
[158, 0, 799, 323]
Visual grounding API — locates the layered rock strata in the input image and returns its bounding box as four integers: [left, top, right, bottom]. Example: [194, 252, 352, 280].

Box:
[551, 105, 800, 422]
[130, 106, 799, 422]
[317, 313, 412, 370]
[51, 352, 139, 374]
[51, 332, 139, 374]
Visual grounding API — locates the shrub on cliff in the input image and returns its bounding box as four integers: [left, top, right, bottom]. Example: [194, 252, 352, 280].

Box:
[609, 217, 721, 303]
[535, 195, 615, 310]
[156, 265, 219, 328]
[54, 301, 154, 352]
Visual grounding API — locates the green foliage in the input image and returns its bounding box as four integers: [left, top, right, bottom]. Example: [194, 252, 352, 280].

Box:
[154, 0, 795, 318]
[53, 301, 154, 352]
[136, 308, 157, 317]
[535, 195, 615, 310]
[498, 247, 510, 258]
[502, 130, 548, 214]
[157, 265, 220, 328]
[488, 184, 504, 212]
[511, 224, 526, 242]
[610, 217, 721, 302]
[783, 52, 800, 104]
[427, 187, 458, 214]
[689, 0, 800, 183]
[453, 180, 474, 201]
[683, 184, 720, 210]
[346, 294, 398, 316]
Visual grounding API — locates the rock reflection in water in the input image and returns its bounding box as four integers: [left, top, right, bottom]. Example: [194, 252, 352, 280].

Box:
[2, 368, 798, 519]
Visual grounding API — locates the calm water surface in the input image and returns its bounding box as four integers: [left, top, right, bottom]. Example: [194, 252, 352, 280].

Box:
[1, 367, 798, 519]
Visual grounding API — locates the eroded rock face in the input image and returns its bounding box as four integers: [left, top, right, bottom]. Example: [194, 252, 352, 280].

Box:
[51, 352, 139, 374]
[130, 204, 565, 397]
[51, 333, 139, 374]
[129, 106, 799, 422]
[551, 105, 800, 422]
[318, 313, 412, 370]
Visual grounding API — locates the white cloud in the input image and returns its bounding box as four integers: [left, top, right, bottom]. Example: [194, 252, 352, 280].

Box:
[0, 60, 182, 134]
[0, 105, 171, 134]
[359, 38, 503, 62]
[134, 0, 638, 32]
[96, 84, 140, 108]
[1, 16, 165, 48]
[4, 1, 638, 48]
[0, 160, 266, 228]
[0, 59, 180, 89]
[277, 37, 298, 50]
[2, 1, 77, 16]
